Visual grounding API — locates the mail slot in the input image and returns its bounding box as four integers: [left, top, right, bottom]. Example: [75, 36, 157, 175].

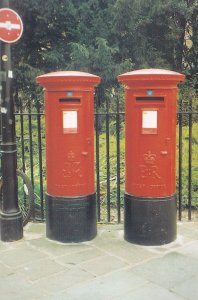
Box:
[59, 98, 81, 103]
[136, 97, 164, 101]
[118, 69, 185, 245]
[36, 71, 101, 242]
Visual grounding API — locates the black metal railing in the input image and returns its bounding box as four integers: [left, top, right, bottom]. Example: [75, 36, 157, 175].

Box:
[177, 103, 198, 221]
[95, 95, 125, 223]
[12, 95, 198, 223]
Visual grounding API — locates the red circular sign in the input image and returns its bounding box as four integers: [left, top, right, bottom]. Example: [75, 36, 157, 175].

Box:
[0, 8, 23, 43]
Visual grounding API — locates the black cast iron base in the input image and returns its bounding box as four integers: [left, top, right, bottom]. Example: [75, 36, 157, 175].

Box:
[124, 193, 177, 245]
[0, 211, 23, 242]
[46, 193, 97, 243]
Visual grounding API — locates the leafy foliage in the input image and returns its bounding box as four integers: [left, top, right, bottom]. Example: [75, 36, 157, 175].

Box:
[8, 0, 198, 105]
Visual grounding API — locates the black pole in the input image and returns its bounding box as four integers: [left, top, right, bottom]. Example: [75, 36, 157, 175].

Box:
[0, 0, 23, 241]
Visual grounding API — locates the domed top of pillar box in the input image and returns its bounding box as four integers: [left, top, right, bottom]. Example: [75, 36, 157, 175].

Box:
[36, 71, 101, 91]
[117, 69, 185, 89]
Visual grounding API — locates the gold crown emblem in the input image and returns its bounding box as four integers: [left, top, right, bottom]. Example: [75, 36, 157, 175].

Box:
[67, 151, 75, 161]
[143, 151, 156, 164]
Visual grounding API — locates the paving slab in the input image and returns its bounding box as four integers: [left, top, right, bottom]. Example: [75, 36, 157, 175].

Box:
[171, 275, 198, 300]
[0, 262, 13, 278]
[40, 293, 78, 300]
[79, 254, 128, 276]
[0, 243, 46, 267]
[56, 247, 106, 267]
[177, 221, 198, 240]
[28, 237, 93, 257]
[0, 242, 9, 252]
[0, 221, 197, 300]
[128, 252, 198, 289]
[114, 282, 186, 300]
[66, 269, 148, 300]
[94, 237, 159, 265]
[33, 267, 95, 293]
[0, 272, 46, 300]
[177, 240, 198, 260]
[22, 222, 46, 241]
[15, 257, 68, 281]
[25, 222, 46, 235]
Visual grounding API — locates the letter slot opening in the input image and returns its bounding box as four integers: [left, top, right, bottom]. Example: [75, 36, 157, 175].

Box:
[59, 98, 81, 103]
[136, 97, 164, 101]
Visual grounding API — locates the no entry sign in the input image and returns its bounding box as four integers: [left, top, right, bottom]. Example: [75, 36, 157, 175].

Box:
[0, 8, 23, 43]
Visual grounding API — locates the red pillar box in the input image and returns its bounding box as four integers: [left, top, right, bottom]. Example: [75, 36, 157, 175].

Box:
[117, 69, 185, 245]
[37, 71, 101, 242]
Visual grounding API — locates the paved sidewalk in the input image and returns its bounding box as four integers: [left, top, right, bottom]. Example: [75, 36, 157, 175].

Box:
[0, 221, 198, 300]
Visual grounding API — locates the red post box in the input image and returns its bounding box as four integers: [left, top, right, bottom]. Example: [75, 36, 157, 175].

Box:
[117, 69, 185, 245]
[36, 71, 101, 242]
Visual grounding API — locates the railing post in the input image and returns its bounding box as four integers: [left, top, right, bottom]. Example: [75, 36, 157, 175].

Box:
[0, 0, 23, 241]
